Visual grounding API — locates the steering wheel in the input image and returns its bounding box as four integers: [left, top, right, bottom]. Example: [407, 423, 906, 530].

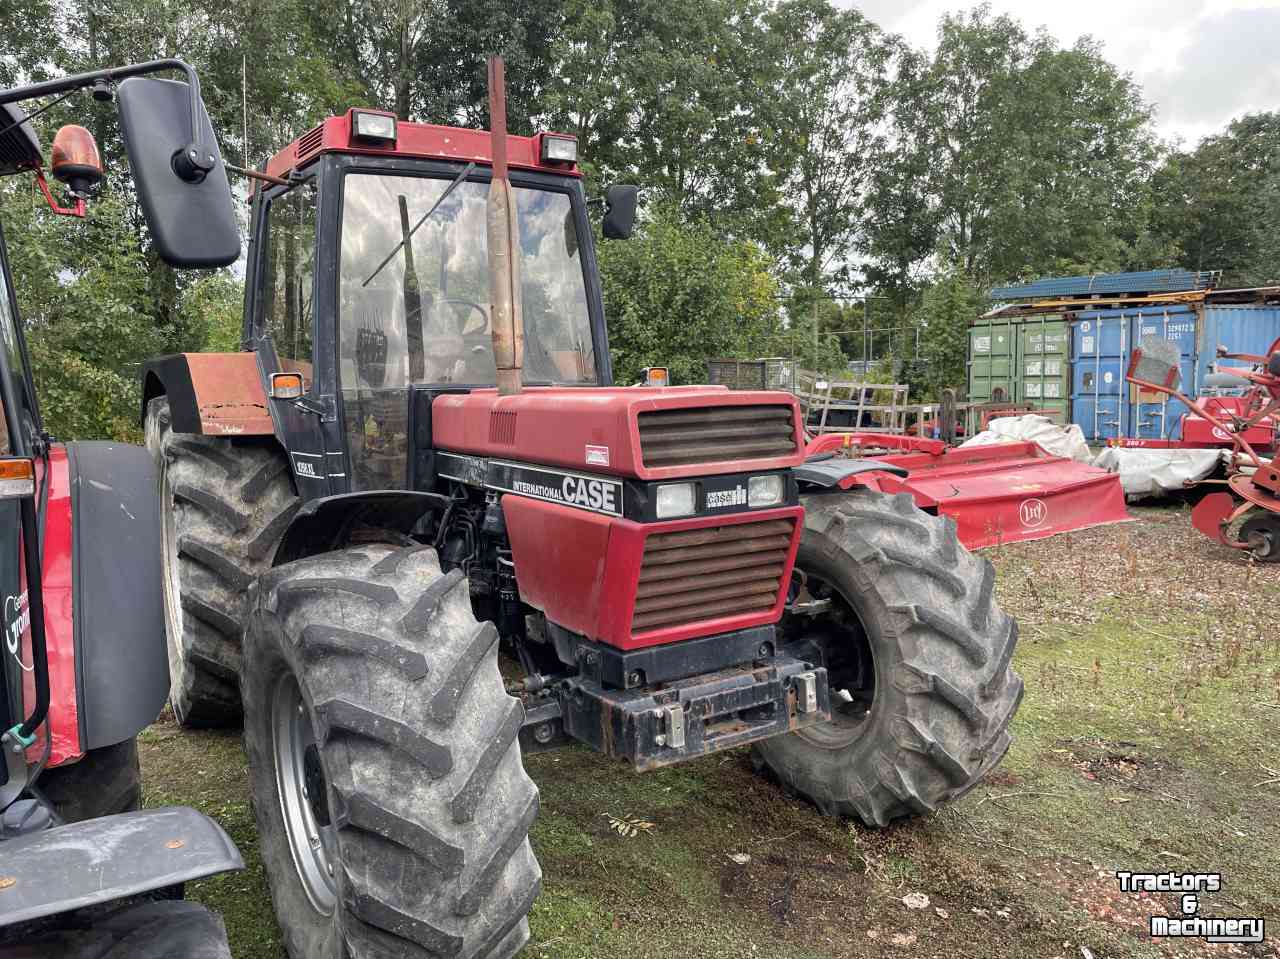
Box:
[439, 299, 490, 337]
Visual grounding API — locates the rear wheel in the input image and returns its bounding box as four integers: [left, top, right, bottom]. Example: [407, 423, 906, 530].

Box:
[754, 491, 1023, 826]
[242, 545, 540, 959]
[145, 397, 298, 726]
[37, 738, 141, 823]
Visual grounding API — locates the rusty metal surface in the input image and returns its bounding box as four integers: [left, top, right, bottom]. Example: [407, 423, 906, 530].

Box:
[183, 352, 274, 435]
[638, 404, 796, 468]
[486, 56, 524, 396]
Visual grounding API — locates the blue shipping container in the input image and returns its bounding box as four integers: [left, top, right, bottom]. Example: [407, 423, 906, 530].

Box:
[1068, 303, 1280, 442]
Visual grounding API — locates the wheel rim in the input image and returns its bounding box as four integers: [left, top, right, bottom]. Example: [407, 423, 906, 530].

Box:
[1243, 513, 1280, 560]
[787, 568, 878, 750]
[157, 465, 188, 696]
[272, 671, 338, 915]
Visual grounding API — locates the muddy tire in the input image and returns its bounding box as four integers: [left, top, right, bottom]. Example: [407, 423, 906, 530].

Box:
[754, 490, 1023, 827]
[37, 738, 141, 823]
[241, 545, 541, 959]
[1240, 509, 1280, 563]
[145, 397, 298, 727]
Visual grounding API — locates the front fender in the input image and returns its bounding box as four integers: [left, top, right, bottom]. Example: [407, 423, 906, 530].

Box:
[793, 457, 909, 493]
[274, 490, 452, 566]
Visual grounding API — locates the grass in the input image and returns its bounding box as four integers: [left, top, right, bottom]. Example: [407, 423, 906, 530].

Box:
[139, 503, 1280, 958]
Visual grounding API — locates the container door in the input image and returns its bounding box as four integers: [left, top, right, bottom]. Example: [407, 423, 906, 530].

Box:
[1070, 312, 1128, 440]
[968, 320, 1016, 404]
[1018, 316, 1068, 423]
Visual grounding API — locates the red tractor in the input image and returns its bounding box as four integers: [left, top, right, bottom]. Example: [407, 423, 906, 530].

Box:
[144, 58, 1023, 957]
[1128, 333, 1280, 560]
[0, 61, 245, 954]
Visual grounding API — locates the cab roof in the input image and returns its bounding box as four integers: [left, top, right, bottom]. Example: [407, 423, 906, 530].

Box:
[262, 108, 580, 184]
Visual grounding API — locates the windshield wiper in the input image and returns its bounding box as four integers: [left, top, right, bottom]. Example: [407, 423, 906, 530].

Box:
[361, 161, 477, 288]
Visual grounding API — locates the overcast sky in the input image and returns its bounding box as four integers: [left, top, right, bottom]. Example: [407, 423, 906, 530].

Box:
[844, 0, 1280, 147]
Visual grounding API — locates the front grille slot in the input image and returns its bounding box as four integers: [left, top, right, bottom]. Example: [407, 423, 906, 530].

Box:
[637, 405, 796, 468]
[633, 518, 793, 633]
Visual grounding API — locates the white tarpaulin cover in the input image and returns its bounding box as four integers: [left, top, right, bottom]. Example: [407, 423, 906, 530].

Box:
[1091, 447, 1223, 500]
[960, 414, 1093, 464]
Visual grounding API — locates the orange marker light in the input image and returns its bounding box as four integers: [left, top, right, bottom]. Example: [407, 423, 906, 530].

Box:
[641, 367, 669, 388]
[0, 457, 36, 500]
[270, 372, 305, 399]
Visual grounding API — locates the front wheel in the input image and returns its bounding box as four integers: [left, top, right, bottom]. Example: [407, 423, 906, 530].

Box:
[753, 491, 1023, 826]
[241, 544, 541, 958]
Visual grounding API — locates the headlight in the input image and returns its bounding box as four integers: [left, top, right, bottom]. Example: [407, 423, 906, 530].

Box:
[748, 474, 784, 509]
[540, 134, 579, 164]
[352, 110, 396, 144]
[655, 482, 696, 518]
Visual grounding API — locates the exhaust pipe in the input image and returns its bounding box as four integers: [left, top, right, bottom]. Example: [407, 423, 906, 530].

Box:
[486, 56, 524, 395]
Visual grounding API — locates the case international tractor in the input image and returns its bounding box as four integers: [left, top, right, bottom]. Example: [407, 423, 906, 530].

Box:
[143, 58, 1024, 958]
[0, 62, 246, 954]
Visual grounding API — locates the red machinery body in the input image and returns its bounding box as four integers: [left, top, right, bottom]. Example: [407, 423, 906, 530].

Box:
[432, 385, 806, 479]
[16, 448, 81, 768]
[433, 386, 807, 650]
[1106, 397, 1276, 451]
[804, 432, 1131, 549]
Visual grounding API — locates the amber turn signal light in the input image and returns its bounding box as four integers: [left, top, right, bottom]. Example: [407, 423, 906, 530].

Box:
[270, 372, 305, 399]
[51, 125, 103, 195]
[0, 457, 36, 500]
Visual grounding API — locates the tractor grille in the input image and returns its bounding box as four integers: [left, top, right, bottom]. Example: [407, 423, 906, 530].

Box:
[632, 518, 795, 633]
[637, 405, 796, 469]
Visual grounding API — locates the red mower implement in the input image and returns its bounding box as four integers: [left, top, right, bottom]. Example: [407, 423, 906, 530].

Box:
[1126, 333, 1280, 561]
[803, 431, 1131, 549]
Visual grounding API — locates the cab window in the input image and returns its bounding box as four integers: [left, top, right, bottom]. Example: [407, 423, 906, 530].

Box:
[257, 183, 318, 389]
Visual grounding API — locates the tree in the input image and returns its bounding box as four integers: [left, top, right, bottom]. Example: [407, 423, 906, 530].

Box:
[759, 0, 894, 291]
[1149, 112, 1280, 286]
[916, 270, 983, 398]
[598, 206, 782, 385]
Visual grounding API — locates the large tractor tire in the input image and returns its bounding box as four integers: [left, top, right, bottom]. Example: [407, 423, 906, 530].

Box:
[145, 397, 298, 726]
[241, 545, 541, 959]
[38, 738, 141, 822]
[755, 490, 1023, 827]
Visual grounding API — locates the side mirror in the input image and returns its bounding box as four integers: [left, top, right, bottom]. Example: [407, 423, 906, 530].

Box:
[115, 77, 239, 268]
[602, 184, 638, 240]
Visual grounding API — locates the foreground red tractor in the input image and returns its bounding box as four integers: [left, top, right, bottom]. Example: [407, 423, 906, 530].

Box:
[1128, 333, 1280, 560]
[0, 61, 244, 953]
[144, 58, 1023, 957]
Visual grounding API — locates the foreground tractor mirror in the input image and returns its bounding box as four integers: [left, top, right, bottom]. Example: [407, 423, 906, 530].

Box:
[1127, 335, 1181, 391]
[115, 77, 239, 268]
[602, 184, 638, 240]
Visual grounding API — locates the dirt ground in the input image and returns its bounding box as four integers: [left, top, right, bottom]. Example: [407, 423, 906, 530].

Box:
[139, 503, 1280, 958]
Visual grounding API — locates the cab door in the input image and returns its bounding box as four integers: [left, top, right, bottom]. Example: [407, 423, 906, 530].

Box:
[0, 221, 37, 734]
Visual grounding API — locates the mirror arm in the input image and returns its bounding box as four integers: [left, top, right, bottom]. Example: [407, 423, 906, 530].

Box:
[0, 58, 209, 179]
[33, 170, 85, 217]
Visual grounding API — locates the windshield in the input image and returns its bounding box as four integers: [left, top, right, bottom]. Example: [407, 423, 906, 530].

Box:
[338, 171, 596, 489]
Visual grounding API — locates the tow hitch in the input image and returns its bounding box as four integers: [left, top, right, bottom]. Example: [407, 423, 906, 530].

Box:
[549, 655, 831, 772]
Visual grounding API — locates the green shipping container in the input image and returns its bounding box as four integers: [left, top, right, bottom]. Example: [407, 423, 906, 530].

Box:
[968, 318, 1017, 403]
[1017, 316, 1069, 423]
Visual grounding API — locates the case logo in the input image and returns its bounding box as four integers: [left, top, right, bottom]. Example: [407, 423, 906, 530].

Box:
[706, 486, 747, 509]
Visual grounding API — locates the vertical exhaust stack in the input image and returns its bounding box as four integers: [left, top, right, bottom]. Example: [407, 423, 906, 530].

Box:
[486, 56, 524, 395]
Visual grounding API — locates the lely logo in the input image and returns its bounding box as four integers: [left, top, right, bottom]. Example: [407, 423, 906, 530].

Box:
[5, 591, 32, 672]
[1019, 498, 1048, 528]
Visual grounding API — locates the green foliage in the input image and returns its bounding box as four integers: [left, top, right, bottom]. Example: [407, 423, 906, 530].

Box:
[916, 271, 984, 399]
[598, 207, 782, 385]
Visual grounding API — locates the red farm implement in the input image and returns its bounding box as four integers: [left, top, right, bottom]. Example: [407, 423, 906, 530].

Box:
[803, 431, 1131, 549]
[1126, 334, 1280, 561]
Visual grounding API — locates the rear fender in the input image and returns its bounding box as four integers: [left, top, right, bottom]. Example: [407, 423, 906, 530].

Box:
[0, 806, 243, 928]
[141, 353, 275, 437]
[273, 490, 451, 566]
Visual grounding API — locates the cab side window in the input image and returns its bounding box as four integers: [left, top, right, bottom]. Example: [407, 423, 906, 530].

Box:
[258, 184, 318, 389]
